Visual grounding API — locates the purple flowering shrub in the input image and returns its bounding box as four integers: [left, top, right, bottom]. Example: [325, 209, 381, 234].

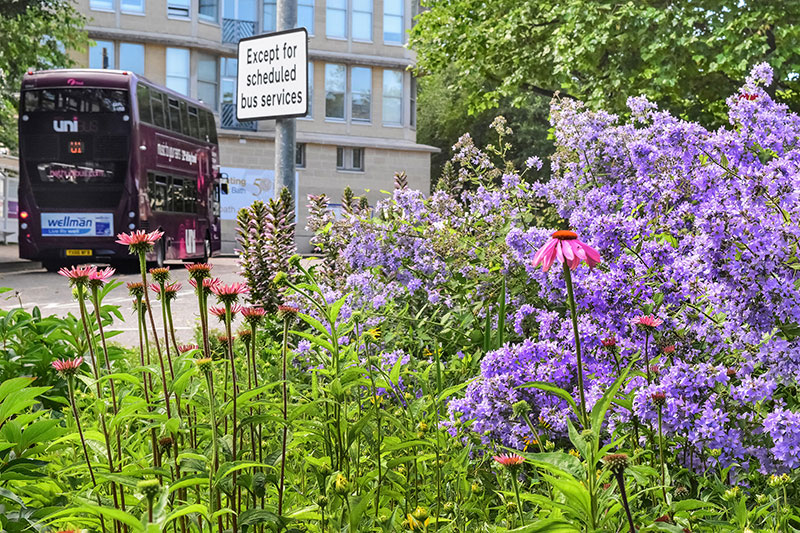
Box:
[305, 64, 800, 476]
[452, 63, 800, 473]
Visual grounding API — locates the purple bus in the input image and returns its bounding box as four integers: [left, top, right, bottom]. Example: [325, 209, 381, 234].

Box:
[18, 69, 222, 272]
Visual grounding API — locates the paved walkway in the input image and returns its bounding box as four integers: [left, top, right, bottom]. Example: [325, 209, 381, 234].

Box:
[0, 244, 41, 273]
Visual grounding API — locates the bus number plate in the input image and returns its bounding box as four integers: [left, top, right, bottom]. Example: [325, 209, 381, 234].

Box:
[65, 249, 92, 256]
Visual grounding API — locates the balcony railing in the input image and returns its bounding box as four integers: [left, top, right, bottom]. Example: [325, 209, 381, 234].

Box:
[221, 102, 257, 131]
[222, 18, 256, 44]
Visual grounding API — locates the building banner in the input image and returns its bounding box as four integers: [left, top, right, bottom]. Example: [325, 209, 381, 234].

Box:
[219, 167, 276, 221]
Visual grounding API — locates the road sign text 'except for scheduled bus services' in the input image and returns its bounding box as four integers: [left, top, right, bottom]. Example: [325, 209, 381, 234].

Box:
[236, 28, 308, 121]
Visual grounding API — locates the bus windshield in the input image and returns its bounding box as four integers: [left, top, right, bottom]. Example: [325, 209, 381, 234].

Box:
[23, 88, 129, 114]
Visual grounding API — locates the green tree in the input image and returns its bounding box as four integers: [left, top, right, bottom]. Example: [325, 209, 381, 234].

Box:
[410, 1, 800, 125]
[418, 64, 553, 188]
[0, 0, 89, 152]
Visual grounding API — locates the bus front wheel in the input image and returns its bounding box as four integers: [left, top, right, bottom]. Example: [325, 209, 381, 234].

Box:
[42, 260, 63, 273]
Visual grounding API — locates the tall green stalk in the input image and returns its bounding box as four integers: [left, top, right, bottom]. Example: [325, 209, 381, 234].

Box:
[562, 263, 588, 428]
[278, 310, 291, 517]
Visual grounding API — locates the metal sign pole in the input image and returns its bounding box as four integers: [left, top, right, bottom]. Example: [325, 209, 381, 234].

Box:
[275, 0, 297, 210]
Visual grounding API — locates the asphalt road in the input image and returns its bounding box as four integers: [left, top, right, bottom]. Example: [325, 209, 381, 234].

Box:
[0, 257, 246, 347]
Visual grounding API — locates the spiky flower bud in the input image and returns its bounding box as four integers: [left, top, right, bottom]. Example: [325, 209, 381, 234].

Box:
[333, 473, 350, 495]
[196, 357, 213, 374]
[603, 453, 629, 475]
[138, 479, 161, 500]
[316, 495, 328, 508]
[512, 400, 531, 418]
[651, 391, 667, 407]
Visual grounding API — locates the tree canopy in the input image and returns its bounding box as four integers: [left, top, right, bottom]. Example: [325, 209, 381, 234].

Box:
[410, 1, 800, 125]
[0, 0, 88, 151]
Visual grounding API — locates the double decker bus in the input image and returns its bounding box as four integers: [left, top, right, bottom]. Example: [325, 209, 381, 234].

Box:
[18, 69, 222, 271]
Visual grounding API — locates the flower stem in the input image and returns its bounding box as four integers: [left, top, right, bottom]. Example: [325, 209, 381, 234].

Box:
[510, 472, 525, 527]
[614, 471, 636, 533]
[278, 315, 290, 517]
[562, 263, 588, 427]
[658, 406, 667, 504]
[138, 252, 171, 420]
[224, 304, 239, 533]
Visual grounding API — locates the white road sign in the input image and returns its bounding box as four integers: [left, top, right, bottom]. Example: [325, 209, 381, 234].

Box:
[236, 28, 308, 121]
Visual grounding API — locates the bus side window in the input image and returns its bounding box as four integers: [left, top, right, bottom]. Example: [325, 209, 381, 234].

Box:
[198, 109, 209, 142]
[185, 179, 197, 213]
[137, 84, 152, 124]
[179, 101, 191, 138]
[151, 174, 168, 211]
[171, 177, 184, 212]
[150, 91, 166, 129]
[168, 98, 182, 136]
[187, 105, 200, 140]
[206, 110, 218, 144]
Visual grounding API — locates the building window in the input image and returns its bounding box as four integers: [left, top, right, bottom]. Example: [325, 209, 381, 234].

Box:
[325, 63, 345, 120]
[336, 147, 364, 171]
[199, 0, 218, 21]
[89, 40, 115, 69]
[298, 0, 314, 33]
[119, 43, 144, 74]
[326, 0, 346, 38]
[198, 53, 219, 110]
[263, 0, 276, 32]
[382, 69, 403, 125]
[352, 0, 372, 41]
[90, 0, 114, 11]
[384, 0, 403, 43]
[168, 0, 190, 18]
[166, 48, 190, 95]
[296, 143, 306, 168]
[121, 0, 145, 13]
[350, 66, 371, 122]
[410, 76, 416, 127]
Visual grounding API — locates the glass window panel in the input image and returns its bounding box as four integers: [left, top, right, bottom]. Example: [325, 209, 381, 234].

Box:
[410, 76, 416, 127]
[221, 79, 235, 104]
[336, 147, 344, 168]
[223, 0, 234, 18]
[199, 0, 218, 20]
[198, 52, 218, 108]
[168, 0, 190, 17]
[137, 84, 152, 123]
[89, 40, 115, 69]
[263, 0, 276, 32]
[298, 0, 314, 33]
[296, 143, 306, 167]
[168, 98, 182, 132]
[383, 70, 403, 124]
[121, 0, 145, 12]
[352, 12, 372, 40]
[240, 0, 257, 19]
[90, 0, 114, 10]
[351, 66, 371, 121]
[325, 63, 345, 119]
[384, 14, 403, 43]
[326, 0, 346, 38]
[166, 48, 190, 95]
[150, 91, 166, 128]
[352, 148, 363, 170]
[352, 0, 372, 41]
[119, 43, 144, 74]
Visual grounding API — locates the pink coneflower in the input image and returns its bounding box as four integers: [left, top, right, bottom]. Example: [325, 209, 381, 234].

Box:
[186, 262, 213, 281]
[127, 281, 145, 297]
[116, 229, 164, 254]
[651, 391, 667, 406]
[211, 282, 249, 304]
[661, 344, 675, 354]
[52, 356, 84, 377]
[241, 306, 267, 324]
[178, 344, 199, 353]
[88, 266, 115, 288]
[190, 277, 222, 295]
[532, 230, 602, 272]
[149, 266, 171, 284]
[492, 453, 525, 469]
[631, 315, 663, 329]
[601, 336, 617, 348]
[210, 303, 242, 320]
[58, 265, 97, 287]
[649, 364, 660, 376]
[277, 304, 299, 315]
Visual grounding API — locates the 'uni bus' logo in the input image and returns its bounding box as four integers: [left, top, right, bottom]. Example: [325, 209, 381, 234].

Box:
[53, 118, 78, 132]
[66, 78, 84, 86]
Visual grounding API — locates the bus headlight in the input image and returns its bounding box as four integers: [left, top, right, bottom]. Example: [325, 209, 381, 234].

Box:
[128, 223, 136, 229]
[128, 211, 135, 218]
[20, 223, 28, 229]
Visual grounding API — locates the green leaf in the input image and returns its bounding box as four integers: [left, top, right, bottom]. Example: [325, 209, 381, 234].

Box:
[518, 382, 579, 420]
[590, 365, 630, 433]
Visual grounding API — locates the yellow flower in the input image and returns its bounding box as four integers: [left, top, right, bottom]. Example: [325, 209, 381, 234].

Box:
[367, 327, 381, 341]
[568, 449, 581, 458]
[522, 435, 538, 451]
[407, 513, 431, 530]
